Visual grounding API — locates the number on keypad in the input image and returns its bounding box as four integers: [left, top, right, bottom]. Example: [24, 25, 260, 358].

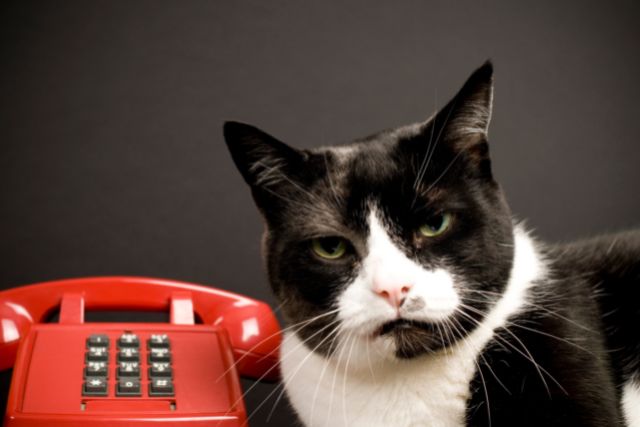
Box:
[149, 377, 174, 396]
[118, 333, 140, 348]
[87, 334, 109, 347]
[86, 347, 108, 361]
[118, 347, 140, 362]
[118, 361, 140, 377]
[117, 378, 141, 396]
[83, 376, 107, 396]
[148, 334, 170, 348]
[85, 361, 108, 377]
[149, 362, 172, 377]
[149, 347, 171, 362]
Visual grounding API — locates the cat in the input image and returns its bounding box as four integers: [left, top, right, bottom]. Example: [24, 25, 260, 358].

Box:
[223, 61, 640, 427]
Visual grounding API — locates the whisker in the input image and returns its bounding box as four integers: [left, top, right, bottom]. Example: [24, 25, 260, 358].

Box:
[447, 316, 491, 427]
[464, 288, 595, 333]
[455, 305, 567, 396]
[326, 329, 355, 427]
[365, 335, 376, 383]
[323, 152, 343, 210]
[309, 328, 349, 425]
[216, 307, 340, 382]
[450, 316, 511, 397]
[229, 316, 342, 419]
[412, 91, 439, 192]
[414, 96, 458, 191]
[259, 319, 344, 424]
[342, 332, 358, 426]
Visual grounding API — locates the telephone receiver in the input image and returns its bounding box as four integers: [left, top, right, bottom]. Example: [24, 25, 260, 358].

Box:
[0, 276, 282, 426]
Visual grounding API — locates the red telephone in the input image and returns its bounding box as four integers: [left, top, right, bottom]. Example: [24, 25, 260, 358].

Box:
[0, 276, 281, 427]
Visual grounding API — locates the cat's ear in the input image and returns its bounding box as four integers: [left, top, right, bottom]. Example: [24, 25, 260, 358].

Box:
[412, 61, 494, 180]
[223, 121, 306, 190]
[436, 60, 493, 140]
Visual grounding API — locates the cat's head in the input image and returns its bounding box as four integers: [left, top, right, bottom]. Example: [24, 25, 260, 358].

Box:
[224, 62, 515, 361]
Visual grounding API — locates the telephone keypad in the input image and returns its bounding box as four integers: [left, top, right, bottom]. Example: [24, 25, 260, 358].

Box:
[82, 331, 174, 397]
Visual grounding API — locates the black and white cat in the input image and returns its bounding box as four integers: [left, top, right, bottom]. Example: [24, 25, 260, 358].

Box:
[224, 62, 640, 427]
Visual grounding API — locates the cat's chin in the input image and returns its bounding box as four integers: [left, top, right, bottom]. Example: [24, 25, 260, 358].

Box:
[375, 318, 452, 359]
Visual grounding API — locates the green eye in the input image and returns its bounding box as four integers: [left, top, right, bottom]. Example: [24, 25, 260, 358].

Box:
[419, 213, 452, 237]
[311, 237, 348, 260]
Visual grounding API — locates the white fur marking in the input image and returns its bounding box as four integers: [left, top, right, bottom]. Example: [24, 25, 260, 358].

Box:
[339, 212, 460, 334]
[623, 380, 640, 427]
[280, 222, 543, 427]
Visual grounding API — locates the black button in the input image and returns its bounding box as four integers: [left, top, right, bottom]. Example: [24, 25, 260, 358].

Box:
[87, 334, 110, 347]
[118, 333, 139, 348]
[116, 378, 141, 396]
[149, 362, 172, 378]
[85, 361, 108, 378]
[83, 377, 108, 396]
[149, 378, 174, 396]
[118, 361, 140, 377]
[148, 347, 171, 362]
[86, 347, 109, 361]
[148, 334, 170, 348]
[117, 347, 140, 362]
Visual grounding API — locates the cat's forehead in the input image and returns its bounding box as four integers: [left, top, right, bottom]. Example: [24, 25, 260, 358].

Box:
[313, 123, 424, 183]
[312, 124, 460, 204]
[316, 122, 422, 160]
[285, 133, 459, 239]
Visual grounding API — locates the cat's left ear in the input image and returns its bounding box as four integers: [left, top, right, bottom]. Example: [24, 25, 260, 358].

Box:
[411, 61, 494, 179]
[437, 60, 493, 140]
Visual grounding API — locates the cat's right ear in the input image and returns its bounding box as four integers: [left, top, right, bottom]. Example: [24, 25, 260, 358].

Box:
[223, 121, 305, 191]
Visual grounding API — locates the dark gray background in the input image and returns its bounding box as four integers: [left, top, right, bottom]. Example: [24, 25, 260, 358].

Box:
[1, 1, 639, 426]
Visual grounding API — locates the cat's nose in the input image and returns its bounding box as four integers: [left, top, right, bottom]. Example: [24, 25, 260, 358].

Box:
[373, 283, 412, 309]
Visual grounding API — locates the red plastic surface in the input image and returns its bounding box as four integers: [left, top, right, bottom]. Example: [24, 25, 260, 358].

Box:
[0, 277, 282, 427]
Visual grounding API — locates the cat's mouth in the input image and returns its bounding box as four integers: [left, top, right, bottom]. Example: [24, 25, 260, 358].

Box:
[374, 318, 447, 358]
[377, 318, 432, 336]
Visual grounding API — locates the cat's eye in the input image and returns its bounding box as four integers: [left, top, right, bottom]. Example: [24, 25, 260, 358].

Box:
[311, 236, 348, 260]
[419, 213, 452, 237]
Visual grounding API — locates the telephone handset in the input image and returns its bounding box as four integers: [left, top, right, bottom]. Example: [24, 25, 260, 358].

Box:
[0, 276, 282, 426]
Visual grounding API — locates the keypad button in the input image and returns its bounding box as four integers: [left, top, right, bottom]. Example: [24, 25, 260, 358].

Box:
[118, 361, 140, 377]
[83, 377, 108, 396]
[118, 333, 139, 348]
[85, 361, 108, 377]
[148, 347, 171, 362]
[148, 334, 170, 348]
[86, 346, 109, 361]
[87, 334, 110, 347]
[116, 378, 141, 396]
[149, 378, 174, 396]
[149, 362, 172, 378]
[118, 347, 140, 362]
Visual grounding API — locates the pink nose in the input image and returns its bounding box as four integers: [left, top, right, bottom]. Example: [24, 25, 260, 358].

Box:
[374, 284, 412, 309]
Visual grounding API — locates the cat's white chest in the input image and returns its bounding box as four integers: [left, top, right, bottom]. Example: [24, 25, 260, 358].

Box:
[281, 332, 479, 427]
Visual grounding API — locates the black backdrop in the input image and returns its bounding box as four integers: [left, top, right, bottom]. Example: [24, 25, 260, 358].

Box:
[1, 1, 639, 426]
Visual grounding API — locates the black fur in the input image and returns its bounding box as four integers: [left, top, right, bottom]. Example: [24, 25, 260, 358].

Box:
[224, 62, 639, 426]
